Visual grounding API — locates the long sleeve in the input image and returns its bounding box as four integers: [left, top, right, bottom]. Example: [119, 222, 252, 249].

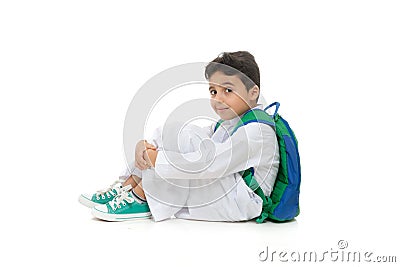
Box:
[154, 122, 277, 180]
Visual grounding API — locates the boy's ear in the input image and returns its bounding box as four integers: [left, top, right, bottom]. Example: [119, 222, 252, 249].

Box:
[248, 85, 260, 101]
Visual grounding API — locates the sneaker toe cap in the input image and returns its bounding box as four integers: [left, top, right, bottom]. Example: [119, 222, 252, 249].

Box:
[79, 194, 97, 208]
[93, 204, 108, 213]
[81, 193, 92, 200]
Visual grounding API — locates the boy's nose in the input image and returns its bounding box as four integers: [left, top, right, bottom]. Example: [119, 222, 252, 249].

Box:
[213, 94, 225, 103]
[212, 98, 225, 107]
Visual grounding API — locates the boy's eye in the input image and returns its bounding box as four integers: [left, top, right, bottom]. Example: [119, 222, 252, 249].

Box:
[225, 88, 233, 93]
[210, 89, 217, 95]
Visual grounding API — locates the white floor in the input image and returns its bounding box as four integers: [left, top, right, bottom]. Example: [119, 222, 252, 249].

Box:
[65, 202, 396, 267]
[74, 205, 301, 267]
[2, 193, 397, 267]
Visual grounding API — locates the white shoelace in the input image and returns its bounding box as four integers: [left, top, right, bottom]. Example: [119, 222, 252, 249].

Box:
[109, 184, 135, 210]
[95, 179, 124, 200]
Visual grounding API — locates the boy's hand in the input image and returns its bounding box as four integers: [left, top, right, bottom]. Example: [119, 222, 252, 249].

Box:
[135, 140, 157, 170]
[144, 148, 158, 167]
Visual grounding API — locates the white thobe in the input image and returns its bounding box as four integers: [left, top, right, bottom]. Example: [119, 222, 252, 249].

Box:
[120, 104, 280, 222]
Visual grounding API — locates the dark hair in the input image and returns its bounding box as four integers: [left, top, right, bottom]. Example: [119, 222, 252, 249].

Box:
[205, 51, 260, 99]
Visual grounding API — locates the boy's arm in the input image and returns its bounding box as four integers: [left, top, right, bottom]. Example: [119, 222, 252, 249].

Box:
[154, 123, 277, 180]
[144, 123, 214, 168]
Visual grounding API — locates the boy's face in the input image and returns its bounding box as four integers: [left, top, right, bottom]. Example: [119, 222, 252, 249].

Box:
[208, 71, 259, 120]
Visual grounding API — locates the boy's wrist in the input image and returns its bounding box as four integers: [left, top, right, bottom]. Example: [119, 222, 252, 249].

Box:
[146, 148, 158, 167]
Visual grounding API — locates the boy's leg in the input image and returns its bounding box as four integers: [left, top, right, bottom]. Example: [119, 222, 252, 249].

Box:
[132, 181, 146, 200]
[175, 174, 263, 222]
[123, 174, 141, 189]
[123, 169, 147, 201]
[142, 123, 209, 221]
[80, 134, 146, 209]
[90, 123, 200, 220]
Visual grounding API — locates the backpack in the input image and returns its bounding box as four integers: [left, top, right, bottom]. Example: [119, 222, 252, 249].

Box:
[214, 102, 301, 223]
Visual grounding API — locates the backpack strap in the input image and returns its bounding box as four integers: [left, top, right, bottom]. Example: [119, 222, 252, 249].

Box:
[264, 102, 280, 119]
[213, 119, 223, 132]
[214, 108, 275, 133]
[232, 108, 275, 134]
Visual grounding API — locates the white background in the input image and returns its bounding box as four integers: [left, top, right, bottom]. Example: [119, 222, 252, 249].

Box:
[1, 1, 399, 266]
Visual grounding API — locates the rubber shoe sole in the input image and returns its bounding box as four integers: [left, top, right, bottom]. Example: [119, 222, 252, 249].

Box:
[91, 206, 151, 221]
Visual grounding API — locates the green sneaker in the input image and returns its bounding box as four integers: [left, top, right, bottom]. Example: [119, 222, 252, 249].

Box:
[79, 180, 124, 208]
[91, 185, 151, 221]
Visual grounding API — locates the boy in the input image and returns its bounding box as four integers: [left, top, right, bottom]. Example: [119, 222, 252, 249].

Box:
[79, 51, 280, 222]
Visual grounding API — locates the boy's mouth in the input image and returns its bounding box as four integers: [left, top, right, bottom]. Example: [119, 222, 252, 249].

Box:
[216, 107, 229, 111]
